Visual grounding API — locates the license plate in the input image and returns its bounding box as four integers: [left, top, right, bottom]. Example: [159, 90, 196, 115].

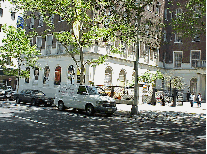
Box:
[108, 109, 112, 111]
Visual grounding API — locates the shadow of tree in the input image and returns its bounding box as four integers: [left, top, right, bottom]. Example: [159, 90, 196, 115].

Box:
[0, 107, 205, 154]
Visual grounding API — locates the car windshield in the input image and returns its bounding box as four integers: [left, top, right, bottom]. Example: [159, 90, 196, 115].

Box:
[33, 90, 45, 96]
[86, 86, 99, 95]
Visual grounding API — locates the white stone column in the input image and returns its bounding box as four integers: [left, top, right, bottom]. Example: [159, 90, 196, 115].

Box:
[197, 73, 201, 95]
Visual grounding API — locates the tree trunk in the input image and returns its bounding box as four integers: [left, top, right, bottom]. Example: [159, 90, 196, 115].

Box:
[80, 47, 84, 85]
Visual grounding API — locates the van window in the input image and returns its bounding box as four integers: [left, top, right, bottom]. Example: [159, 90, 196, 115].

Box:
[77, 86, 87, 95]
[87, 86, 99, 95]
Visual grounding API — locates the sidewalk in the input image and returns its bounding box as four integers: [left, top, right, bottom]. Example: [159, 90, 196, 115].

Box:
[116, 102, 206, 114]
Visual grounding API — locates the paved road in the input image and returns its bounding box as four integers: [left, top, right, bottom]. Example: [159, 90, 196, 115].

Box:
[0, 101, 206, 154]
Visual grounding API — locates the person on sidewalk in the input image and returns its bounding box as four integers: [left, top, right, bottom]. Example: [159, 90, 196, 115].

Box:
[197, 93, 202, 107]
[160, 95, 165, 106]
[190, 93, 193, 107]
[187, 91, 190, 102]
[192, 93, 196, 107]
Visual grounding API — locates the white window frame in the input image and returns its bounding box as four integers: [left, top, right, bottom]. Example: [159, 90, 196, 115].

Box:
[173, 51, 183, 68]
[49, 14, 54, 24]
[191, 50, 201, 68]
[30, 17, 34, 29]
[46, 34, 53, 55]
[57, 42, 64, 54]
[38, 14, 43, 27]
[175, 8, 182, 18]
[36, 36, 42, 50]
[193, 4, 201, 18]
[174, 32, 182, 43]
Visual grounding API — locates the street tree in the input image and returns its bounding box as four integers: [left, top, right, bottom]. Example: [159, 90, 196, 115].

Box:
[163, 72, 187, 107]
[170, 0, 206, 37]
[0, 25, 41, 91]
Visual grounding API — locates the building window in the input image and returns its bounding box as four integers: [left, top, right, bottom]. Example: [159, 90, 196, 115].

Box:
[34, 67, 39, 80]
[49, 14, 54, 24]
[38, 14, 43, 27]
[11, 12, 15, 20]
[175, 8, 182, 18]
[174, 51, 182, 68]
[164, 9, 167, 20]
[54, 66, 61, 85]
[0, 24, 2, 32]
[155, 2, 160, 14]
[57, 43, 63, 54]
[163, 30, 167, 42]
[119, 69, 126, 87]
[193, 4, 201, 18]
[175, 32, 182, 43]
[59, 15, 64, 21]
[36, 36, 42, 50]
[192, 29, 200, 42]
[67, 65, 75, 84]
[43, 66, 50, 85]
[0, 8, 3, 17]
[46, 35, 52, 54]
[191, 50, 201, 67]
[30, 17, 34, 29]
[104, 67, 112, 86]
[25, 67, 30, 83]
[190, 78, 197, 93]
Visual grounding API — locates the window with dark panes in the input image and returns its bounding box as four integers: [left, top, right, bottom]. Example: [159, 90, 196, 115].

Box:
[77, 86, 87, 95]
[0, 8, 3, 17]
[174, 52, 182, 68]
[11, 12, 15, 20]
[191, 51, 200, 67]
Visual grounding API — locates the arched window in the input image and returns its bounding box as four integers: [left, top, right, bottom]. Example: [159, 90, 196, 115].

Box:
[54, 66, 61, 85]
[43, 66, 50, 85]
[67, 65, 75, 84]
[119, 69, 126, 87]
[25, 67, 30, 83]
[34, 67, 39, 80]
[190, 78, 197, 93]
[104, 67, 112, 86]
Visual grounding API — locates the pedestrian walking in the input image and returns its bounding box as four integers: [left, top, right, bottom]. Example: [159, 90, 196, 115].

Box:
[192, 93, 196, 106]
[187, 91, 190, 102]
[197, 93, 202, 107]
[160, 95, 165, 106]
[190, 93, 193, 107]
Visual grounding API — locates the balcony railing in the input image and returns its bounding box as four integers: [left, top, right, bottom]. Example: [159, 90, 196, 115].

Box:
[192, 60, 206, 68]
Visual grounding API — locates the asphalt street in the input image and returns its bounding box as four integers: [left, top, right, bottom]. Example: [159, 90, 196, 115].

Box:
[0, 101, 206, 154]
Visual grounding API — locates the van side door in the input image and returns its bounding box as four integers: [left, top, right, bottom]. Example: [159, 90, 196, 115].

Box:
[76, 86, 87, 109]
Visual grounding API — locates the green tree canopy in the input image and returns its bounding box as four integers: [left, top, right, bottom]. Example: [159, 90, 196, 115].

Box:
[0, 25, 41, 78]
[171, 0, 206, 37]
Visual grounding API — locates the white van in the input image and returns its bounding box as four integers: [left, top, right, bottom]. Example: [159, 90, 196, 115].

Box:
[54, 84, 117, 116]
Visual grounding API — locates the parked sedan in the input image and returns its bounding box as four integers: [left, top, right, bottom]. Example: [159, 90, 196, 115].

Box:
[13, 89, 54, 106]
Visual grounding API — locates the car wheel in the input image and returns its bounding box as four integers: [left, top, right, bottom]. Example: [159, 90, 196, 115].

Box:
[16, 98, 20, 104]
[58, 102, 65, 111]
[86, 104, 94, 116]
[31, 99, 36, 106]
